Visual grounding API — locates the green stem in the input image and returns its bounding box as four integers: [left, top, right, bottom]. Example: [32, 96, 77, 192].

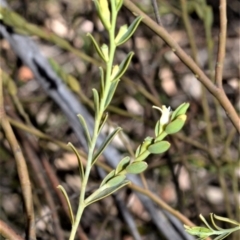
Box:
[69, 1, 118, 239]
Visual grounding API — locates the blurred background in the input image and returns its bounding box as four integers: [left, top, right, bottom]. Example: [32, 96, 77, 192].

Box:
[1, 0, 239, 239]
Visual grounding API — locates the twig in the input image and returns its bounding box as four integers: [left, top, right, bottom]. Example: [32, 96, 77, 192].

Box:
[215, 0, 227, 88]
[0, 220, 24, 240]
[0, 69, 36, 240]
[180, 0, 198, 62]
[151, 0, 162, 26]
[21, 138, 64, 240]
[123, 0, 240, 133]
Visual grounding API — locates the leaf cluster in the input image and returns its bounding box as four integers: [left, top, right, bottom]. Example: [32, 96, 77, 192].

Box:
[184, 213, 240, 240]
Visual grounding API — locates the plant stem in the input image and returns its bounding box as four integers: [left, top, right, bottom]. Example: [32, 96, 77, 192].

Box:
[69, 1, 118, 239]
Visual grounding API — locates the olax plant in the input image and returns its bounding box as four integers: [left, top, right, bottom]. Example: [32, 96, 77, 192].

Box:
[57, 0, 189, 239]
[184, 213, 240, 240]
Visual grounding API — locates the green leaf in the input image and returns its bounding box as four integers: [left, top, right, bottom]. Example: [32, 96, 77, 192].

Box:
[67, 143, 85, 181]
[184, 225, 214, 238]
[98, 113, 108, 134]
[101, 44, 109, 62]
[115, 0, 123, 11]
[92, 127, 122, 165]
[213, 214, 240, 226]
[171, 102, 189, 120]
[115, 156, 131, 174]
[115, 16, 143, 46]
[210, 214, 224, 231]
[57, 185, 74, 224]
[154, 120, 161, 136]
[135, 137, 152, 157]
[104, 80, 119, 109]
[111, 52, 134, 81]
[106, 175, 126, 187]
[134, 150, 150, 162]
[115, 25, 128, 44]
[193, 2, 204, 20]
[126, 162, 148, 174]
[214, 232, 231, 240]
[155, 131, 168, 142]
[85, 180, 130, 206]
[77, 114, 92, 146]
[100, 170, 115, 187]
[147, 141, 170, 154]
[199, 214, 215, 231]
[92, 89, 100, 118]
[87, 33, 107, 61]
[165, 116, 186, 134]
[135, 145, 141, 157]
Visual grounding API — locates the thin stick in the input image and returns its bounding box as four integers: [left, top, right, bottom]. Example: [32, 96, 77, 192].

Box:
[21, 139, 64, 240]
[180, 0, 198, 62]
[0, 220, 24, 240]
[151, 0, 162, 26]
[0, 69, 36, 240]
[215, 0, 227, 88]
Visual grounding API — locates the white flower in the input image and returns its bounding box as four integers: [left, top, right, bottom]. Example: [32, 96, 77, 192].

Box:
[153, 105, 172, 125]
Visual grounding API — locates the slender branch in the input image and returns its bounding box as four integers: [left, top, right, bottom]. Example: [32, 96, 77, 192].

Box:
[123, 0, 240, 133]
[0, 69, 36, 240]
[151, 0, 162, 26]
[22, 139, 64, 240]
[0, 220, 24, 240]
[215, 0, 227, 88]
[180, 0, 198, 62]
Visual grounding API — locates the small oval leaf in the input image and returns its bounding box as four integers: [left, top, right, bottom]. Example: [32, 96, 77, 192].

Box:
[165, 116, 186, 134]
[67, 142, 85, 180]
[87, 33, 107, 61]
[92, 89, 100, 117]
[116, 16, 143, 46]
[116, 0, 123, 11]
[101, 44, 109, 62]
[147, 141, 170, 154]
[126, 162, 148, 174]
[57, 185, 74, 224]
[98, 113, 108, 134]
[111, 52, 134, 81]
[100, 170, 115, 187]
[77, 114, 91, 146]
[154, 120, 161, 136]
[135, 137, 152, 158]
[155, 131, 168, 142]
[99, 67, 105, 94]
[184, 225, 213, 238]
[135, 145, 141, 158]
[171, 102, 189, 120]
[92, 127, 122, 165]
[85, 180, 130, 206]
[106, 175, 126, 187]
[104, 80, 119, 109]
[116, 156, 131, 174]
[134, 150, 150, 162]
